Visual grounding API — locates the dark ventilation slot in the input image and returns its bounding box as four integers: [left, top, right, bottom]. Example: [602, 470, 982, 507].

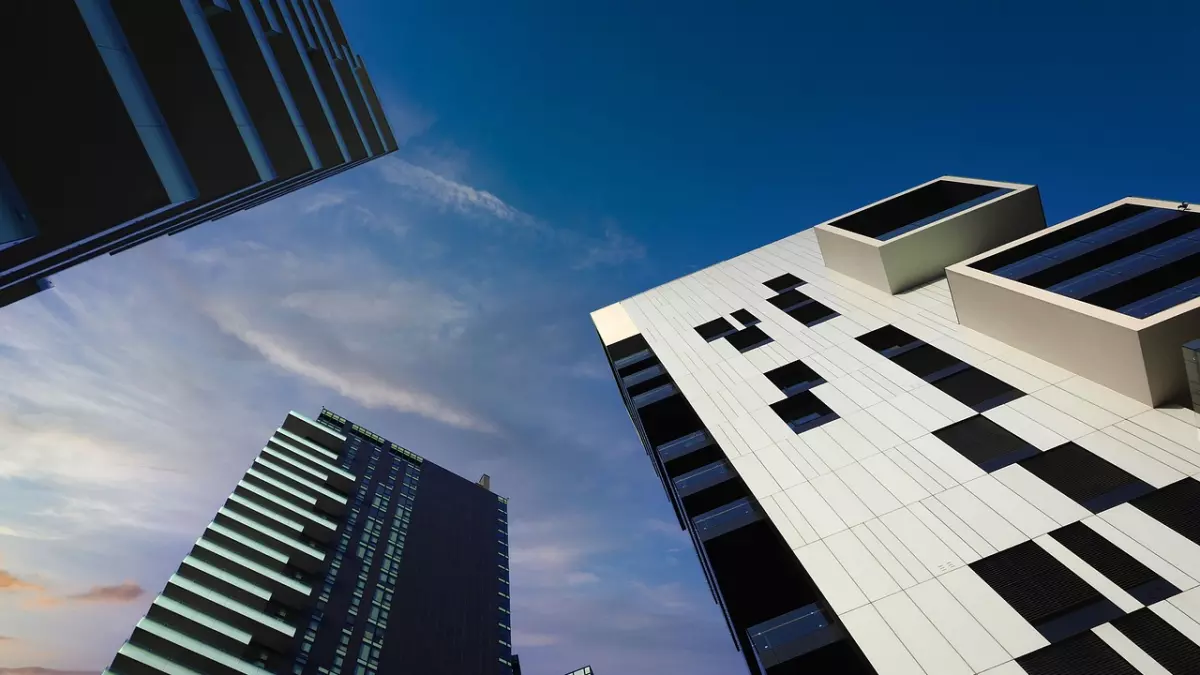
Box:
[1021, 443, 1155, 513]
[857, 325, 923, 356]
[971, 541, 1125, 643]
[932, 415, 1040, 472]
[931, 367, 1025, 412]
[770, 393, 838, 434]
[765, 360, 827, 397]
[971, 204, 1153, 274]
[764, 273, 805, 292]
[727, 326, 773, 352]
[1131, 478, 1200, 546]
[731, 309, 760, 326]
[1049, 523, 1179, 606]
[1016, 630, 1140, 675]
[1112, 608, 1200, 675]
[696, 317, 739, 342]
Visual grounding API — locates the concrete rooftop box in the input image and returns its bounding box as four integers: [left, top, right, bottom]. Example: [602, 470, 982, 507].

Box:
[814, 176, 1045, 294]
[948, 198, 1200, 407]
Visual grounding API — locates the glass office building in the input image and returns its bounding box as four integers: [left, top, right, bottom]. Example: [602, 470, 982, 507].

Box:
[593, 180, 1200, 675]
[0, 0, 397, 308]
[104, 409, 513, 675]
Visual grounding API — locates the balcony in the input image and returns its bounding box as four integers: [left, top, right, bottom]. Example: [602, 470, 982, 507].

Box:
[815, 176, 1043, 294]
[747, 604, 848, 672]
[281, 410, 346, 451]
[693, 498, 763, 542]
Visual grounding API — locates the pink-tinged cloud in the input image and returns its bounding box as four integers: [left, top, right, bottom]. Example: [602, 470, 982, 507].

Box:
[66, 581, 145, 604]
[0, 668, 98, 675]
[0, 570, 43, 593]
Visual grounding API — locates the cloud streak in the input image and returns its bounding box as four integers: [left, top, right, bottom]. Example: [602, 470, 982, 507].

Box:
[379, 159, 538, 228]
[66, 581, 145, 604]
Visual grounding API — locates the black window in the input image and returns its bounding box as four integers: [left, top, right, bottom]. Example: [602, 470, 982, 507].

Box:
[731, 309, 760, 326]
[890, 343, 967, 381]
[1112, 608, 1200, 675]
[1021, 443, 1154, 513]
[931, 367, 1025, 412]
[770, 392, 838, 434]
[766, 289, 810, 312]
[971, 541, 1124, 643]
[764, 273, 804, 292]
[727, 326, 773, 352]
[764, 360, 826, 397]
[1131, 478, 1200, 546]
[786, 299, 839, 327]
[1016, 631, 1140, 675]
[856, 325, 921, 356]
[696, 317, 738, 342]
[1049, 522, 1179, 606]
[932, 415, 1040, 472]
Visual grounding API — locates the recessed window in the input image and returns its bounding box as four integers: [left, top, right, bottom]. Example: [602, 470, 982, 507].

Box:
[766, 289, 810, 312]
[1131, 478, 1200, 546]
[972, 541, 1124, 643]
[764, 360, 825, 396]
[770, 392, 838, 433]
[696, 317, 738, 342]
[932, 415, 1040, 471]
[931, 367, 1025, 412]
[727, 325, 773, 352]
[1112, 608, 1200, 674]
[890, 343, 967, 381]
[1016, 630, 1139, 675]
[1020, 442, 1154, 513]
[731, 308, 760, 326]
[786, 299, 839, 327]
[764, 273, 804, 292]
[856, 325, 921, 356]
[1049, 522, 1179, 606]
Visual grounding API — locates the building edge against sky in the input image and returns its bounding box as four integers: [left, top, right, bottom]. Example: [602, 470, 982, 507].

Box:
[0, 0, 398, 309]
[592, 178, 1200, 675]
[104, 409, 513, 675]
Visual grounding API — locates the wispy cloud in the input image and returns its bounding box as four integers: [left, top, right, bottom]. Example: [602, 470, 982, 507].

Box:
[0, 570, 43, 593]
[572, 222, 647, 269]
[379, 158, 538, 228]
[66, 582, 145, 604]
[300, 191, 351, 214]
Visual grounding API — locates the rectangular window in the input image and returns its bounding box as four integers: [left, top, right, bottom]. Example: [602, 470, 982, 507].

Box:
[1021, 443, 1154, 512]
[1015, 630, 1139, 675]
[726, 325, 773, 352]
[1131, 478, 1200, 546]
[1049, 522, 1178, 606]
[764, 360, 826, 396]
[770, 392, 838, 433]
[933, 415, 1039, 472]
[695, 317, 738, 342]
[764, 273, 804, 292]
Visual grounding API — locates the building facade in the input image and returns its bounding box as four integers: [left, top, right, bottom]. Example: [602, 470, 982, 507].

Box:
[104, 409, 513, 675]
[593, 178, 1200, 675]
[0, 0, 397, 308]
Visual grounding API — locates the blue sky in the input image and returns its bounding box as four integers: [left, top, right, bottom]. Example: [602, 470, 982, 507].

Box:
[0, 1, 1197, 674]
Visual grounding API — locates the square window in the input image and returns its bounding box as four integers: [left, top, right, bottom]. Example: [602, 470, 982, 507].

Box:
[764, 360, 825, 396]
[857, 325, 921, 355]
[766, 289, 810, 312]
[890, 343, 966, 381]
[786, 299, 838, 327]
[695, 317, 738, 341]
[764, 273, 804, 292]
[972, 541, 1124, 643]
[731, 308, 760, 326]
[770, 392, 838, 433]
[726, 325, 773, 352]
[932, 415, 1039, 471]
[1021, 442, 1154, 513]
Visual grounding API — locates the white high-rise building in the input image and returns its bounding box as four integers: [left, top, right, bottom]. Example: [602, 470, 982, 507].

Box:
[592, 177, 1200, 675]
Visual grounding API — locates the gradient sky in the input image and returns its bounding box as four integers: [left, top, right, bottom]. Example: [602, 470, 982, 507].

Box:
[1, 1, 1198, 674]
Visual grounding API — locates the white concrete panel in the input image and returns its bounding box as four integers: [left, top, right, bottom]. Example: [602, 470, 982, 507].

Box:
[811, 472, 875, 527]
[1102, 505, 1200, 584]
[939, 567, 1050, 658]
[1031, 386, 1123, 430]
[909, 384, 977, 425]
[1091, 624, 1171, 675]
[730, 413, 775, 454]
[824, 418, 882, 461]
[865, 518, 934, 585]
[908, 433, 987, 485]
[837, 462, 904, 517]
[1105, 425, 1200, 476]
[754, 443, 805, 491]
[1034, 535, 1141, 613]
[979, 664, 1028, 675]
[916, 498, 993, 561]
[875, 590, 972, 675]
[840, 604, 927, 675]
[771, 486, 818, 544]
[1170, 587, 1200, 627]
[793, 540, 869, 614]
[810, 381, 863, 418]
[759, 494, 807, 549]
[983, 404, 1069, 451]
[862, 453, 930, 505]
[880, 507, 965, 577]
[1151, 599, 1200, 649]
[591, 302, 640, 345]
[852, 524, 918, 589]
[745, 373, 788, 406]
[857, 366, 908, 399]
[751, 406, 800, 445]
[784, 482, 848, 539]
[1083, 517, 1197, 593]
[993, 465, 1090, 527]
[709, 421, 746, 458]
[782, 436, 825, 479]
[893, 441, 959, 490]
[1128, 410, 1200, 451]
[1057, 375, 1150, 419]
[866, 400, 930, 442]
[965, 474, 1058, 539]
[936, 486, 1026, 552]
[827, 529, 902, 602]
[889, 392, 955, 433]
[907, 578, 1012, 673]
[1075, 430, 1185, 488]
[885, 447, 946, 495]
[973, 358, 1050, 395]
[1007, 395, 1094, 441]
[728, 453, 783, 499]
[797, 426, 855, 473]
[828, 374, 884, 409]
[820, 344, 868, 376]
[845, 409, 906, 452]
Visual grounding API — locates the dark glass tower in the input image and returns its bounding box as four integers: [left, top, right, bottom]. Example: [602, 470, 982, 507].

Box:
[0, 0, 398, 308]
[104, 409, 513, 675]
